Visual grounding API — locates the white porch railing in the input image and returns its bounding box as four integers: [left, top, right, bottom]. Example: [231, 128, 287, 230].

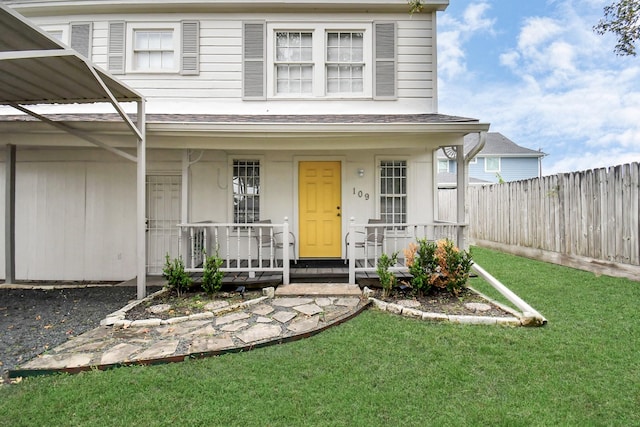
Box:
[178, 218, 291, 285]
[346, 219, 467, 284]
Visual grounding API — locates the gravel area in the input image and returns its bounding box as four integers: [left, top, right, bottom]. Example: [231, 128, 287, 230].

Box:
[0, 286, 154, 380]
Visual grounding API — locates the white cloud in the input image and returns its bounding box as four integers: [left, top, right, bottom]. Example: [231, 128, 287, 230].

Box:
[439, 1, 495, 80]
[439, 0, 640, 175]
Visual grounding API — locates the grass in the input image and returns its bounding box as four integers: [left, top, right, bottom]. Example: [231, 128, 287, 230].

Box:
[1, 247, 639, 426]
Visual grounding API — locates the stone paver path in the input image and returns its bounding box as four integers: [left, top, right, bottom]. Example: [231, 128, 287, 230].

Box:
[15, 290, 367, 375]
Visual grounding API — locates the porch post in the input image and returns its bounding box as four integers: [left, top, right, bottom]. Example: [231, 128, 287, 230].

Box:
[348, 217, 356, 284]
[455, 145, 467, 249]
[136, 101, 147, 299]
[5, 144, 16, 284]
[282, 217, 290, 284]
[180, 150, 190, 261]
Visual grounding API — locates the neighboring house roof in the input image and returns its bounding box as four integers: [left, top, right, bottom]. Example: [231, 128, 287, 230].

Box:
[437, 132, 546, 159]
[437, 172, 491, 188]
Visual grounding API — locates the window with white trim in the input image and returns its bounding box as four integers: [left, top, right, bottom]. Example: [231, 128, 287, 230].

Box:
[484, 157, 500, 173]
[380, 160, 407, 224]
[275, 31, 313, 94]
[437, 159, 449, 173]
[233, 160, 260, 224]
[326, 31, 364, 94]
[133, 29, 175, 71]
[110, 21, 199, 75]
[265, 22, 373, 98]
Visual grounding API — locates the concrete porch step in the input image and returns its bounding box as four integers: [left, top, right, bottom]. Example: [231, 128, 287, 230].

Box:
[275, 283, 362, 297]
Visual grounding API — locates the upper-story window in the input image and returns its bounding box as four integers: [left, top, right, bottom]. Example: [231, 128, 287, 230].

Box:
[326, 32, 364, 94]
[243, 21, 394, 100]
[264, 23, 372, 99]
[133, 30, 175, 71]
[107, 21, 199, 75]
[275, 32, 313, 95]
[437, 160, 450, 173]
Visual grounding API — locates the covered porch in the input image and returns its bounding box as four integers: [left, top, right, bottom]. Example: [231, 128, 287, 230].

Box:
[178, 219, 467, 286]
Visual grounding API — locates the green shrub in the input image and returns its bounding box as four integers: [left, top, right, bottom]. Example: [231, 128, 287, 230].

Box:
[404, 240, 437, 295]
[202, 251, 224, 295]
[377, 252, 398, 298]
[162, 254, 192, 296]
[404, 238, 473, 296]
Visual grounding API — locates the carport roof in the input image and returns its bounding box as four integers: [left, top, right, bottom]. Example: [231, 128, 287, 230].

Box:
[0, 4, 142, 105]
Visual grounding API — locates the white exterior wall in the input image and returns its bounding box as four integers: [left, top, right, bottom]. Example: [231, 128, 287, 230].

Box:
[30, 11, 436, 115]
[0, 149, 137, 281]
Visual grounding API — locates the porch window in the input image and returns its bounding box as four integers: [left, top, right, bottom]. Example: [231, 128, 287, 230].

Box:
[233, 160, 260, 224]
[133, 30, 175, 71]
[275, 31, 313, 94]
[380, 160, 406, 224]
[326, 31, 364, 94]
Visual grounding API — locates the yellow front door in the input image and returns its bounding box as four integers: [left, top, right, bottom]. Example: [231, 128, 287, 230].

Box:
[298, 161, 342, 258]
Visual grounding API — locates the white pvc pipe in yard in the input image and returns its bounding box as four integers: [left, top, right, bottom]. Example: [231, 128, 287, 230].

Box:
[472, 263, 547, 326]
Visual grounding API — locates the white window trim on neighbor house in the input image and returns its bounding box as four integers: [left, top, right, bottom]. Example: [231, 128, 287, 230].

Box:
[469, 157, 477, 164]
[376, 158, 408, 225]
[265, 22, 373, 99]
[437, 159, 449, 173]
[484, 156, 501, 173]
[125, 22, 180, 73]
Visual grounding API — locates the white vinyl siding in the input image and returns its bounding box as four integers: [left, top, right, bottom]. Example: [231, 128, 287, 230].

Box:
[84, 13, 435, 111]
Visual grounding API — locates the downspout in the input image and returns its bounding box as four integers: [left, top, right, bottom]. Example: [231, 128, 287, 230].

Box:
[455, 131, 486, 249]
[466, 131, 486, 162]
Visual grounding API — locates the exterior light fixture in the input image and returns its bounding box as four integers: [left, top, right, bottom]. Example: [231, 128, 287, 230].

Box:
[357, 168, 365, 177]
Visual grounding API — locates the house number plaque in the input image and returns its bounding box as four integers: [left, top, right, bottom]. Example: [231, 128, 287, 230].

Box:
[352, 188, 370, 200]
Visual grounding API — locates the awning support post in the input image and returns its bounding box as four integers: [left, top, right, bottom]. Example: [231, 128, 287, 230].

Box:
[136, 100, 147, 299]
[5, 144, 16, 284]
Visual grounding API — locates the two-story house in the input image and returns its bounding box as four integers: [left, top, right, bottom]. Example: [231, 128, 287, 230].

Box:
[437, 132, 545, 185]
[0, 0, 489, 297]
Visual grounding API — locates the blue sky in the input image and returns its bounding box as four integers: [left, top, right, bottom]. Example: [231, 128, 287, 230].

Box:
[437, 0, 640, 174]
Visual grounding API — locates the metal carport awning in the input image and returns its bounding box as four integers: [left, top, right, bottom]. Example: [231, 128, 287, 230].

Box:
[0, 4, 148, 299]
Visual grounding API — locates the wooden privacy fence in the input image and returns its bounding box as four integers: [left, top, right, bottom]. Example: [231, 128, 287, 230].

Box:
[441, 162, 640, 270]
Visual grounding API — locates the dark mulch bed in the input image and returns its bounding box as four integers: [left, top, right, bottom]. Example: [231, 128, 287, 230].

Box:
[372, 286, 513, 317]
[0, 285, 158, 383]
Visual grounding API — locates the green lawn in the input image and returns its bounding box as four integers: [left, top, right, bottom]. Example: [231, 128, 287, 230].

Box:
[1, 247, 638, 426]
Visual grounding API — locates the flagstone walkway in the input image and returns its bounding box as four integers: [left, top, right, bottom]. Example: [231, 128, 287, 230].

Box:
[11, 285, 368, 377]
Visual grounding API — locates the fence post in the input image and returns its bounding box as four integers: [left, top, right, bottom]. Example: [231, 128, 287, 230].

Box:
[283, 217, 290, 285]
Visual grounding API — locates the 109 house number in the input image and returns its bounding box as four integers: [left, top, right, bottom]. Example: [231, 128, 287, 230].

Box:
[353, 188, 370, 200]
